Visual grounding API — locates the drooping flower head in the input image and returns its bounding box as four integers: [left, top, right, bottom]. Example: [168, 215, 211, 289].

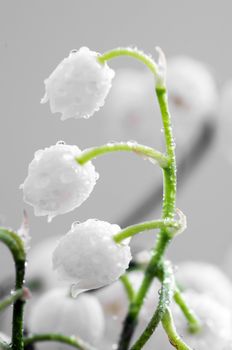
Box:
[53, 219, 132, 292]
[172, 291, 231, 350]
[167, 56, 218, 147]
[175, 261, 232, 308]
[21, 142, 98, 222]
[28, 288, 105, 349]
[41, 47, 115, 120]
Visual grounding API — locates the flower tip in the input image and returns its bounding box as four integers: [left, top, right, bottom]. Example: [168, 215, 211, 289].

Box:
[175, 208, 187, 235]
[155, 46, 167, 88]
[40, 93, 48, 104]
[71, 284, 87, 298]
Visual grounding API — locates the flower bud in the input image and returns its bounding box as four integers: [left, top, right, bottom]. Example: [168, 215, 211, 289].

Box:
[103, 68, 162, 147]
[26, 236, 67, 293]
[41, 47, 115, 120]
[172, 291, 231, 349]
[21, 143, 98, 222]
[28, 288, 105, 349]
[175, 261, 232, 308]
[167, 56, 218, 147]
[53, 219, 132, 291]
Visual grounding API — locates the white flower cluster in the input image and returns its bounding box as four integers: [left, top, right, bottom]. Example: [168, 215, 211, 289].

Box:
[22, 48, 134, 294]
[22, 46, 230, 350]
[41, 47, 115, 120]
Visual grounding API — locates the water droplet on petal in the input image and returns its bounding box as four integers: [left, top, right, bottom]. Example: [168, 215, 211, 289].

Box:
[56, 140, 66, 145]
[71, 221, 81, 230]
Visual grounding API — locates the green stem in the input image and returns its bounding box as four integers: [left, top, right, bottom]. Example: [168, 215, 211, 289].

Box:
[118, 88, 176, 350]
[130, 262, 174, 350]
[24, 334, 96, 350]
[0, 289, 24, 312]
[76, 142, 169, 169]
[173, 288, 201, 333]
[162, 308, 193, 350]
[114, 219, 180, 243]
[0, 228, 26, 350]
[120, 275, 135, 302]
[98, 47, 158, 78]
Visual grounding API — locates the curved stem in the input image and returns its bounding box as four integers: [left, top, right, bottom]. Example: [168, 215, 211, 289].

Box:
[0, 228, 26, 350]
[130, 262, 175, 350]
[0, 289, 24, 312]
[98, 47, 158, 77]
[162, 308, 193, 350]
[120, 275, 135, 302]
[0, 228, 25, 263]
[173, 288, 201, 333]
[114, 219, 180, 243]
[24, 334, 96, 350]
[76, 142, 169, 169]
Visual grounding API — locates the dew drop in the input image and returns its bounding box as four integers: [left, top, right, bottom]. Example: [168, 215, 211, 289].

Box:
[127, 140, 138, 147]
[71, 221, 81, 230]
[56, 140, 66, 145]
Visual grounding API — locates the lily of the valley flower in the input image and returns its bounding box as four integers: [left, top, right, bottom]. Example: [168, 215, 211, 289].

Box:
[21, 142, 98, 222]
[28, 288, 105, 349]
[53, 219, 132, 291]
[41, 47, 115, 120]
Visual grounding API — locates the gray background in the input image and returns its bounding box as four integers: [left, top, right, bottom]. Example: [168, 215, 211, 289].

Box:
[0, 0, 231, 279]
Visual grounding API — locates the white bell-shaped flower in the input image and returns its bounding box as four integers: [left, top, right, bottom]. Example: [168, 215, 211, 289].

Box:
[41, 47, 115, 120]
[26, 236, 67, 293]
[53, 219, 132, 291]
[102, 68, 162, 147]
[172, 291, 231, 350]
[21, 142, 98, 222]
[167, 56, 218, 147]
[175, 261, 232, 308]
[28, 288, 105, 350]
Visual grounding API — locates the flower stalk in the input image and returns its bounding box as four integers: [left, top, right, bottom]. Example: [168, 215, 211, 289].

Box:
[0, 289, 24, 313]
[76, 142, 169, 169]
[0, 228, 26, 350]
[162, 308, 193, 350]
[173, 287, 201, 333]
[24, 333, 96, 350]
[113, 219, 181, 243]
[130, 262, 175, 350]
